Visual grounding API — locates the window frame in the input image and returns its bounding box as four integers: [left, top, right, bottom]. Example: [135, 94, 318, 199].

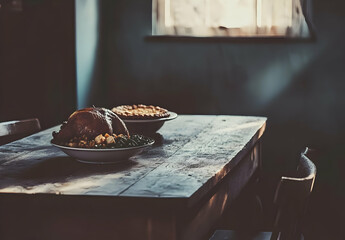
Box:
[151, 0, 315, 41]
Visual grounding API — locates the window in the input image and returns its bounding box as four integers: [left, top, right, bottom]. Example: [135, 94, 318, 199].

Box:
[152, 0, 311, 38]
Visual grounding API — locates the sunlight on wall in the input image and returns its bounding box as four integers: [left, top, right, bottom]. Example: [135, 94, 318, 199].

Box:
[247, 52, 315, 107]
[76, 0, 99, 109]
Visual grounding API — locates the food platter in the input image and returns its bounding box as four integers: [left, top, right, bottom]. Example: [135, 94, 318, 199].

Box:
[49, 106, 169, 163]
[51, 140, 154, 164]
[123, 111, 178, 134]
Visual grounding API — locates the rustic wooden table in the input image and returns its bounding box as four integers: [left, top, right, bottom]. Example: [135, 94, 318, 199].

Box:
[0, 115, 266, 240]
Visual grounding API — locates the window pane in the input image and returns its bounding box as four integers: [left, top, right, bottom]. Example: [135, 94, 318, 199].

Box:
[153, 0, 311, 38]
[207, 0, 256, 28]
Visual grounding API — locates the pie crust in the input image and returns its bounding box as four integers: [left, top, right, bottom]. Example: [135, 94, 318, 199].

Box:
[112, 104, 170, 120]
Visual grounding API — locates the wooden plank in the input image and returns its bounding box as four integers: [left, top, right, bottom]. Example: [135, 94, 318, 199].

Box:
[121, 116, 266, 206]
[179, 143, 261, 240]
[0, 118, 41, 145]
[0, 144, 261, 240]
[0, 115, 267, 240]
[0, 115, 216, 197]
[0, 116, 266, 204]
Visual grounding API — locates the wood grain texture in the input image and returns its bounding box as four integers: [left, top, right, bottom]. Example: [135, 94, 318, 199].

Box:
[0, 115, 266, 240]
[0, 115, 266, 206]
[0, 118, 41, 146]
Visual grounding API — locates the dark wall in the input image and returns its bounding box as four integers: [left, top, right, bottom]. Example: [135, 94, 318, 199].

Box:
[99, 0, 345, 162]
[97, 0, 345, 237]
[0, 0, 76, 129]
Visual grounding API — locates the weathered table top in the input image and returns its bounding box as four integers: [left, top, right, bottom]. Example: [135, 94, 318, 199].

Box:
[0, 115, 266, 208]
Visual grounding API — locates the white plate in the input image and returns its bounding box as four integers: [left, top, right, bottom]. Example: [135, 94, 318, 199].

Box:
[123, 111, 178, 123]
[51, 141, 154, 164]
[123, 111, 178, 134]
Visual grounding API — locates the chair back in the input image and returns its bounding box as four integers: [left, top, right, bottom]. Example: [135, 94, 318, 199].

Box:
[0, 118, 41, 145]
[271, 148, 316, 240]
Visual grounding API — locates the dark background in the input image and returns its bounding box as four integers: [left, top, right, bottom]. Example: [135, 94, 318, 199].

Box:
[0, 0, 344, 239]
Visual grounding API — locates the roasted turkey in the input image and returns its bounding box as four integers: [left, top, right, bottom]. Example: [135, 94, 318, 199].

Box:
[52, 107, 129, 142]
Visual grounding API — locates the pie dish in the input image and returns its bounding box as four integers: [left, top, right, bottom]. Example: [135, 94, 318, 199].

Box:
[111, 105, 177, 133]
[111, 104, 170, 120]
[122, 111, 178, 134]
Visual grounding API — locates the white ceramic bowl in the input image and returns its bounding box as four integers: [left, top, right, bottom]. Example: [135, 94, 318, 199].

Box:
[52, 140, 154, 164]
[123, 111, 178, 134]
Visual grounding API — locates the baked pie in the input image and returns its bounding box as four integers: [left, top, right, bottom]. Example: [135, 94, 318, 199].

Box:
[112, 104, 170, 120]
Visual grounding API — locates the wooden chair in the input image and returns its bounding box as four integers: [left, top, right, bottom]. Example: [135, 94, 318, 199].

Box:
[210, 148, 316, 240]
[0, 118, 41, 146]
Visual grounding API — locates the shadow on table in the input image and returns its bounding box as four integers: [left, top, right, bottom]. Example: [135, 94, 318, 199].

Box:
[0, 156, 137, 189]
[0, 133, 166, 190]
[146, 132, 164, 146]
